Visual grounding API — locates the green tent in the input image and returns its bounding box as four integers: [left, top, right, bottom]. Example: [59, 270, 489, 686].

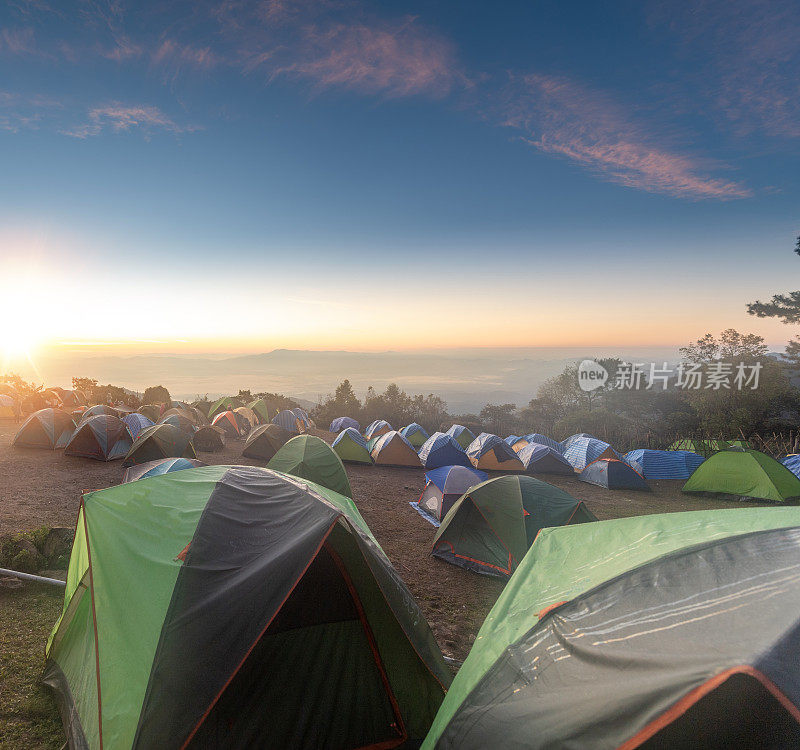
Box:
[268, 434, 353, 498]
[667, 438, 728, 457]
[332, 428, 373, 465]
[247, 398, 276, 424]
[682, 448, 800, 503]
[207, 396, 243, 419]
[45, 466, 450, 750]
[123, 424, 197, 467]
[423, 507, 800, 749]
[432, 475, 596, 577]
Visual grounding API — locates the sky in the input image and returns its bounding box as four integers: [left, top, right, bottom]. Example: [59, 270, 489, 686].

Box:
[1, 0, 799, 362]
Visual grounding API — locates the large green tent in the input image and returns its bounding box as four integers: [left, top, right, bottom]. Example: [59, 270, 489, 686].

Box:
[268, 434, 353, 498]
[123, 424, 197, 467]
[45, 466, 450, 750]
[432, 475, 595, 577]
[423, 507, 800, 750]
[247, 398, 278, 424]
[683, 448, 800, 503]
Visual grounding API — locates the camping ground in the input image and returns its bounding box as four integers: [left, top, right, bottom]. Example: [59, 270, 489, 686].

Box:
[0, 421, 766, 749]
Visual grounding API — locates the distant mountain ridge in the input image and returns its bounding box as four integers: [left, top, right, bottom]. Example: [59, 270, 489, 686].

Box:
[22, 346, 681, 413]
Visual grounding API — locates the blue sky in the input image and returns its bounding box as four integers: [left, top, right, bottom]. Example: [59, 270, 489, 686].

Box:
[1, 0, 799, 352]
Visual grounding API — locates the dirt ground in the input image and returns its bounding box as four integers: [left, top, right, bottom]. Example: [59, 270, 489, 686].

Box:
[0, 420, 757, 664]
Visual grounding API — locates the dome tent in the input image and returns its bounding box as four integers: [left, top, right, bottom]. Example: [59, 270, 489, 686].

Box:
[332, 428, 373, 465]
[268, 435, 353, 498]
[517, 443, 573, 475]
[364, 419, 393, 441]
[683, 448, 800, 503]
[273, 409, 302, 433]
[624, 449, 705, 480]
[158, 413, 197, 434]
[370, 430, 421, 468]
[563, 436, 618, 472]
[466, 433, 524, 472]
[212, 410, 250, 438]
[65, 415, 132, 461]
[192, 425, 225, 453]
[418, 432, 471, 470]
[45, 466, 450, 750]
[123, 423, 197, 467]
[122, 413, 154, 440]
[122, 457, 206, 483]
[242, 423, 294, 461]
[13, 408, 75, 450]
[207, 396, 243, 419]
[417, 465, 487, 522]
[445, 424, 475, 450]
[432, 475, 595, 578]
[78, 404, 119, 423]
[513, 433, 564, 454]
[423, 508, 800, 750]
[330, 416, 360, 433]
[401, 423, 430, 449]
[667, 438, 728, 457]
[579, 458, 650, 491]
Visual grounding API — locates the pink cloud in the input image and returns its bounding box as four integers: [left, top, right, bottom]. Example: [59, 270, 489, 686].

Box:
[273, 18, 464, 98]
[501, 74, 751, 200]
[151, 39, 219, 70]
[63, 104, 199, 138]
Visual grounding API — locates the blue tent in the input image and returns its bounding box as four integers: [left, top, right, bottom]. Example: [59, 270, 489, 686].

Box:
[517, 443, 574, 475]
[580, 458, 650, 491]
[122, 413, 154, 440]
[781, 455, 800, 478]
[561, 433, 597, 451]
[466, 433, 524, 471]
[418, 432, 471, 469]
[624, 449, 705, 480]
[272, 409, 300, 432]
[418, 465, 488, 521]
[519, 433, 563, 453]
[400, 422, 430, 448]
[292, 407, 311, 429]
[330, 416, 360, 432]
[564, 436, 618, 472]
[503, 435, 521, 446]
[364, 419, 393, 440]
[445, 424, 476, 449]
[122, 457, 206, 483]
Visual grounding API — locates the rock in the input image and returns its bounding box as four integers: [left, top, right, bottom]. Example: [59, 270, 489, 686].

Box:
[42, 527, 74, 561]
[10, 539, 46, 573]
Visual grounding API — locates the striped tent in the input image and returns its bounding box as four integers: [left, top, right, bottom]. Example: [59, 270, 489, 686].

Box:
[513, 433, 563, 454]
[122, 413, 155, 440]
[563, 436, 618, 472]
[624, 449, 705, 480]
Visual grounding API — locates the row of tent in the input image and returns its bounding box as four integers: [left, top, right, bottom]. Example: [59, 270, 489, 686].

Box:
[44, 448, 800, 748]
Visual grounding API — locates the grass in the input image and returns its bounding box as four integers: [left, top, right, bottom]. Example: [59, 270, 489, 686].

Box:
[0, 586, 64, 749]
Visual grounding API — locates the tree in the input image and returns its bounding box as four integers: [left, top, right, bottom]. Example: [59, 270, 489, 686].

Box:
[312, 379, 363, 428]
[143, 385, 171, 405]
[479, 403, 518, 436]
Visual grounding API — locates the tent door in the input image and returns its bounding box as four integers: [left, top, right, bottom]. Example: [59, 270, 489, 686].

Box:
[187, 543, 405, 750]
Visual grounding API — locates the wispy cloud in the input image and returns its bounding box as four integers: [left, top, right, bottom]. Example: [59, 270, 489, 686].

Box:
[62, 103, 199, 138]
[649, 0, 800, 139]
[500, 74, 751, 200]
[0, 27, 37, 55]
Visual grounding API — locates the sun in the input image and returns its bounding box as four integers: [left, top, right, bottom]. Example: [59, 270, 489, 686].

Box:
[2, 326, 36, 360]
